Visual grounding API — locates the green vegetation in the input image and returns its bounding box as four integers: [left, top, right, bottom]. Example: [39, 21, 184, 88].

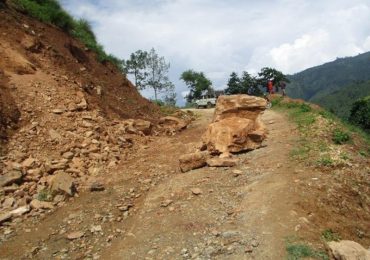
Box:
[349, 95, 370, 133]
[321, 229, 341, 242]
[286, 52, 370, 124]
[287, 52, 370, 102]
[286, 243, 328, 260]
[315, 81, 370, 120]
[180, 70, 213, 102]
[37, 189, 52, 201]
[11, 0, 123, 70]
[224, 71, 262, 96]
[285, 236, 328, 260]
[224, 67, 289, 96]
[316, 157, 334, 167]
[273, 96, 370, 165]
[332, 128, 351, 144]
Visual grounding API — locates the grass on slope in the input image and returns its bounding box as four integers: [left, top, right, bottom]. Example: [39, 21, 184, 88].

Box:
[11, 0, 123, 71]
[272, 96, 370, 166]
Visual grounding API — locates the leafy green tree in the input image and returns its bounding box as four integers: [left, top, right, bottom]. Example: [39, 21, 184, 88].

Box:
[240, 71, 261, 95]
[180, 70, 213, 102]
[145, 48, 172, 100]
[349, 96, 370, 132]
[122, 50, 149, 89]
[225, 72, 242, 94]
[257, 67, 290, 86]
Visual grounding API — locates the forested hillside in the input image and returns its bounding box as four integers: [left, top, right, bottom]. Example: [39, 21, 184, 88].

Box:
[286, 52, 370, 115]
[314, 80, 370, 119]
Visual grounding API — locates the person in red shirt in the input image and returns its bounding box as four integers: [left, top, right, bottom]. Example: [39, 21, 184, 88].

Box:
[267, 80, 274, 94]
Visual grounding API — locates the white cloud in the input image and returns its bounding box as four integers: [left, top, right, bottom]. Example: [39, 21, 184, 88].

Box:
[60, 0, 370, 104]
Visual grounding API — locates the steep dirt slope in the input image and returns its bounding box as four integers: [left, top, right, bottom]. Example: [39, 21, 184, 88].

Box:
[0, 5, 165, 231]
[0, 6, 160, 145]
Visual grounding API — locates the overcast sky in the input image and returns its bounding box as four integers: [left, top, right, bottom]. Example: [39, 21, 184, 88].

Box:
[60, 0, 370, 105]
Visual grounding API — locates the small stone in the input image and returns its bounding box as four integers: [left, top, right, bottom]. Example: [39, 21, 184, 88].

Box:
[160, 200, 173, 207]
[52, 109, 64, 114]
[30, 199, 54, 210]
[89, 182, 105, 192]
[49, 172, 75, 196]
[2, 197, 15, 208]
[251, 240, 259, 247]
[191, 188, 202, 195]
[66, 231, 84, 240]
[0, 212, 12, 224]
[62, 152, 74, 160]
[90, 225, 102, 233]
[10, 205, 30, 217]
[245, 246, 253, 253]
[0, 170, 23, 187]
[22, 157, 36, 168]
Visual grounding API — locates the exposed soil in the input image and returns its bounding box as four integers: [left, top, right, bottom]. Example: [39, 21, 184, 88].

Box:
[0, 5, 369, 260]
[0, 109, 310, 259]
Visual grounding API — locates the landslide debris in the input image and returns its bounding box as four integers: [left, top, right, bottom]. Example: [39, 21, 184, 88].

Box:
[0, 6, 190, 227]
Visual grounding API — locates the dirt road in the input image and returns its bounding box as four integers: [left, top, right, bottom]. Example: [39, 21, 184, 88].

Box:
[0, 109, 304, 259]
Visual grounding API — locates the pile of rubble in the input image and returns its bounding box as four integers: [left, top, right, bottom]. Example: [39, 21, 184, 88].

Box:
[179, 95, 267, 172]
[0, 107, 189, 225]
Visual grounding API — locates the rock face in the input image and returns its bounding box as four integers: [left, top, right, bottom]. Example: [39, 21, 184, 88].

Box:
[179, 152, 208, 173]
[327, 240, 370, 260]
[202, 95, 267, 155]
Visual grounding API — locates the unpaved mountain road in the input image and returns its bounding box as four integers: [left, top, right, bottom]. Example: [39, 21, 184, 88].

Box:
[1, 109, 304, 260]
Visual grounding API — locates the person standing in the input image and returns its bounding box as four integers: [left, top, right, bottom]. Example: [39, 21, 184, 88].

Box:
[280, 81, 287, 96]
[267, 80, 274, 94]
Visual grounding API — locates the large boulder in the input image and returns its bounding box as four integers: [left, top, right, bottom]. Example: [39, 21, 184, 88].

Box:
[327, 240, 370, 260]
[202, 95, 267, 155]
[213, 94, 267, 122]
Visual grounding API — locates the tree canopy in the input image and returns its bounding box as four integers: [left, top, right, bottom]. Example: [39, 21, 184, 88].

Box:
[180, 70, 213, 102]
[224, 71, 262, 96]
[257, 67, 290, 86]
[122, 50, 148, 90]
[123, 48, 173, 101]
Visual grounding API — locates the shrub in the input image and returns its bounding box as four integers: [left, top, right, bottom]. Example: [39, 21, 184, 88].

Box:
[317, 157, 334, 166]
[299, 103, 312, 112]
[349, 96, 370, 132]
[321, 229, 341, 242]
[286, 244, 328, 260]
[37, 189, 52, 201]
[332, 128, 351, 144]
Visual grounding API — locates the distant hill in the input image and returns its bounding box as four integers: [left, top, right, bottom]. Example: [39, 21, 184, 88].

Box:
[315, 80, 370, 119]
[286, 51, 370, 118]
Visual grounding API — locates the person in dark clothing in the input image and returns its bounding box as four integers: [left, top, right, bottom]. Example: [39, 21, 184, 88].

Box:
[280, 81, 287, 96]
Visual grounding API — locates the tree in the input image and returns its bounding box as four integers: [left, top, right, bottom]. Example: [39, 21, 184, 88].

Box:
[349, 96, 370, 132]
[163, 83, 177, 107]
[257, 67, 290, 86]
[122, 50, 148, 89]
[145, 48, 172, 100]
[180, 70, 213, 102]
[240, 71, 261, 96]
[225, 72, 242, 95]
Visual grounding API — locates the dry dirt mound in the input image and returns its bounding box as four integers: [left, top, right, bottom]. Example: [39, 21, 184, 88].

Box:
[0, 6, 172, 227]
